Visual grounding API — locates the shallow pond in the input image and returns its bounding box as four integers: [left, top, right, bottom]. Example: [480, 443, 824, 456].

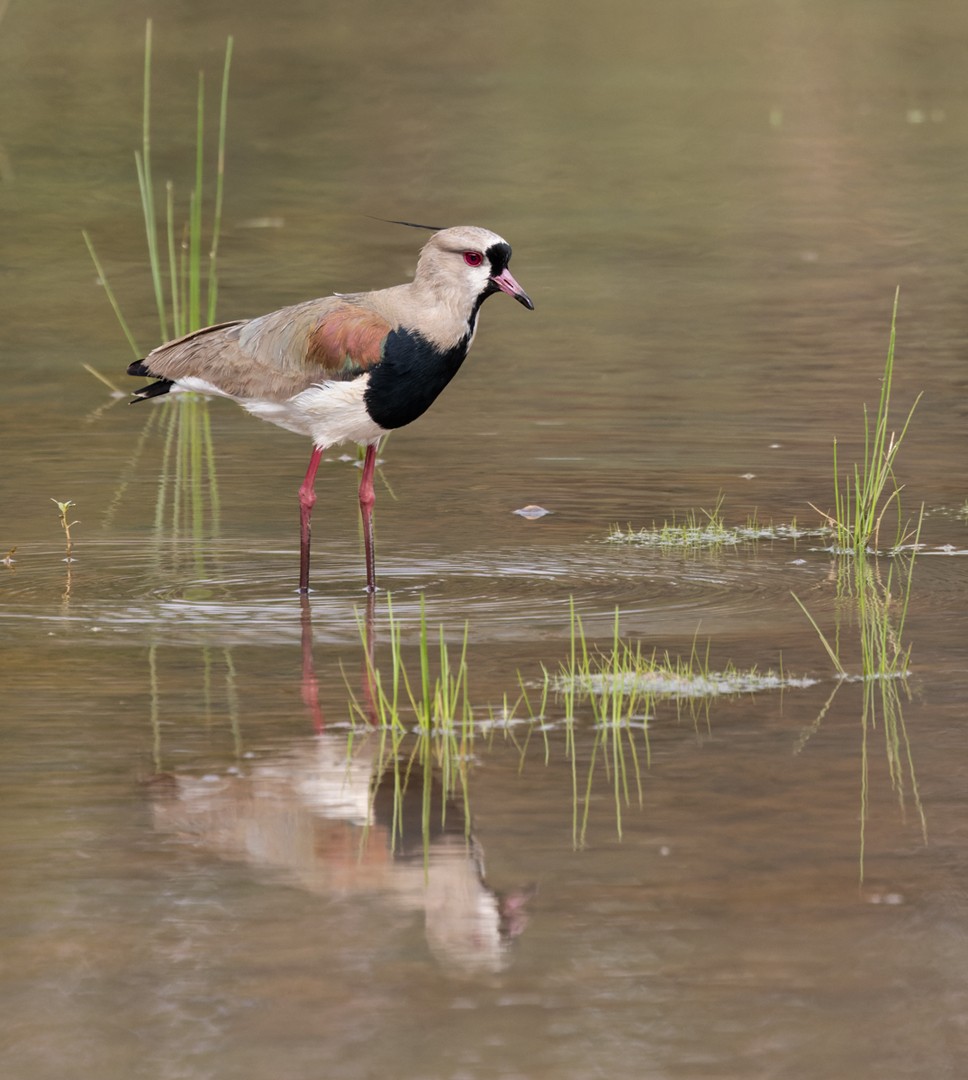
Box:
[3, 2, 968, 1078]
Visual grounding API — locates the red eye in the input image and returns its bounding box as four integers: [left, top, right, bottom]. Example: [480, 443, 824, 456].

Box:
[463, 251, 484, 267]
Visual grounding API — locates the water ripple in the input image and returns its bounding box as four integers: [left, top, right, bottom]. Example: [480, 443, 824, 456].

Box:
[0, 536, 841, 646]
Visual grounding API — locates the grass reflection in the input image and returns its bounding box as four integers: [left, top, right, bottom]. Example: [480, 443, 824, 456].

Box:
[541, 601, 814, 847]
[147, 642, 243, 774]
[149, 392, 222, 582]
[793, 544, 926, 878]
[344, 595, 474, 852]
[347, 596, 814, 849]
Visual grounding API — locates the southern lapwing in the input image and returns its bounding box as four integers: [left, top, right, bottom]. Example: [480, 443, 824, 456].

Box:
[127, 225, 533, 593]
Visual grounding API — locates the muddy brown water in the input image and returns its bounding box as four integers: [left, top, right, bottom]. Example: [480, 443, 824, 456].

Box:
[3, 2, 968, 1078]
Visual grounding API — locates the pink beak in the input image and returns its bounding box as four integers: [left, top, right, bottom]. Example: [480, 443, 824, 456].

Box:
[490, 267, 534, 310]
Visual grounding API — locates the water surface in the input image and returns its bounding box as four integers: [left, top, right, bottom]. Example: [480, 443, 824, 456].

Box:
[3, 2, 968, 1077]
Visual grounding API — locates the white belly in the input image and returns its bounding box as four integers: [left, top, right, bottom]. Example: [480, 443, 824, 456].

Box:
[243, 378, 387, 448]
[173, 375, 386, 449]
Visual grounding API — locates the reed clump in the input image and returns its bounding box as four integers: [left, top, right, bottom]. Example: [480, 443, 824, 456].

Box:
[814, 289, 921, 554]
[84, 19, 233, 352]
[86, 21, 233, 571]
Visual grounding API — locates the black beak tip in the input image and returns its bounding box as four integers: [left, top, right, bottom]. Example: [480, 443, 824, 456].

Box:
[517, 293, 535, 312]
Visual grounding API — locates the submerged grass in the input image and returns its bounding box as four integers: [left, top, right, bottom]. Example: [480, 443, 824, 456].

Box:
[610, 496, 830, 550]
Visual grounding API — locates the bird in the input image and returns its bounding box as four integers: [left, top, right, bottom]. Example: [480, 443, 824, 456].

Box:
[127, 224, 534, 593]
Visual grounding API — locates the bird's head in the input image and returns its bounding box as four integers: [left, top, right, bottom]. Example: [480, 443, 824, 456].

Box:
[415, 225, 534, 314]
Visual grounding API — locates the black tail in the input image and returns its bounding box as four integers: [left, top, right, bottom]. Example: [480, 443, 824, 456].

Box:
[128, 359, 174, 402]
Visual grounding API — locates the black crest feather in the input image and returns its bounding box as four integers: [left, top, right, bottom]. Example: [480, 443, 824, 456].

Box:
[370, 216, 447, 232]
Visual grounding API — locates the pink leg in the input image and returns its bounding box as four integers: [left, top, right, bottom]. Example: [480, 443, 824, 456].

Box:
[298, 446, 324, 593]
[359, 444, 378, 592]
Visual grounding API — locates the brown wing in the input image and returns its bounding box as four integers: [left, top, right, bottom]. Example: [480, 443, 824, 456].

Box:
[304, 304, 391, 375]
[135, 297, 393, 402]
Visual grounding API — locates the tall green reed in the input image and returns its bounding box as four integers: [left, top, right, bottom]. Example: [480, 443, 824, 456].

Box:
[821, 289, 921, 553]
[85, 20, 233, 352]
[796, 291, 927, 875]
[86, 21, 233, 577]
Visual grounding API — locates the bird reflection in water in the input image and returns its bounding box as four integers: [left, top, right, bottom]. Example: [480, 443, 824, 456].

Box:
[150, 596, 533, 973]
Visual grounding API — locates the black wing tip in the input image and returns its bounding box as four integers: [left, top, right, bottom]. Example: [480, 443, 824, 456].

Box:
[127, 358, 174, 402]
[129, 378, 175, 403]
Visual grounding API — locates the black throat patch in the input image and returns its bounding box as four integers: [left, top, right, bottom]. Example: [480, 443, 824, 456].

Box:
[363, 328, 472, 430]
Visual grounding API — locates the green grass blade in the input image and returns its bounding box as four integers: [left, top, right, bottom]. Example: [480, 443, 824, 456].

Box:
[207, 36, 233, 325]
[189, 71, 205, 331]
[139, 21, 168, 341]
[791, 592, 846, 676]
[165, 180, 181, 336]
[82, 231, 142, 358]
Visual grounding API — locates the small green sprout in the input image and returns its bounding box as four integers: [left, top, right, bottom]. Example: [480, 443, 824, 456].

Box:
[51, 499, 79, 562]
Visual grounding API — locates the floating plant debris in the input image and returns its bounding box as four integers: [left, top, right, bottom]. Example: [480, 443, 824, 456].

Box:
[556, 667, 818, 700]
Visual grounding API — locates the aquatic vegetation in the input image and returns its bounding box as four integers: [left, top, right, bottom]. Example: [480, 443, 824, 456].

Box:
[50, 498, 78, 563]
[541, 600, 815, 845]
[80, 363, 125, 398]
[84, 20, 233, 352]
[609, 498, 830, 550]
[793, 531, 925, 878]
[815, 289, 921, 554]
[548, 600, 811, 715]
[50, 498, 79, 600]
[346, 596, 474, 847]
[350, 596, 473, 736]
[615, 295, 920, 560]
[338, 594, 826, 846]
[85, 22, 232, 569]
[791, 291, 926, 875]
